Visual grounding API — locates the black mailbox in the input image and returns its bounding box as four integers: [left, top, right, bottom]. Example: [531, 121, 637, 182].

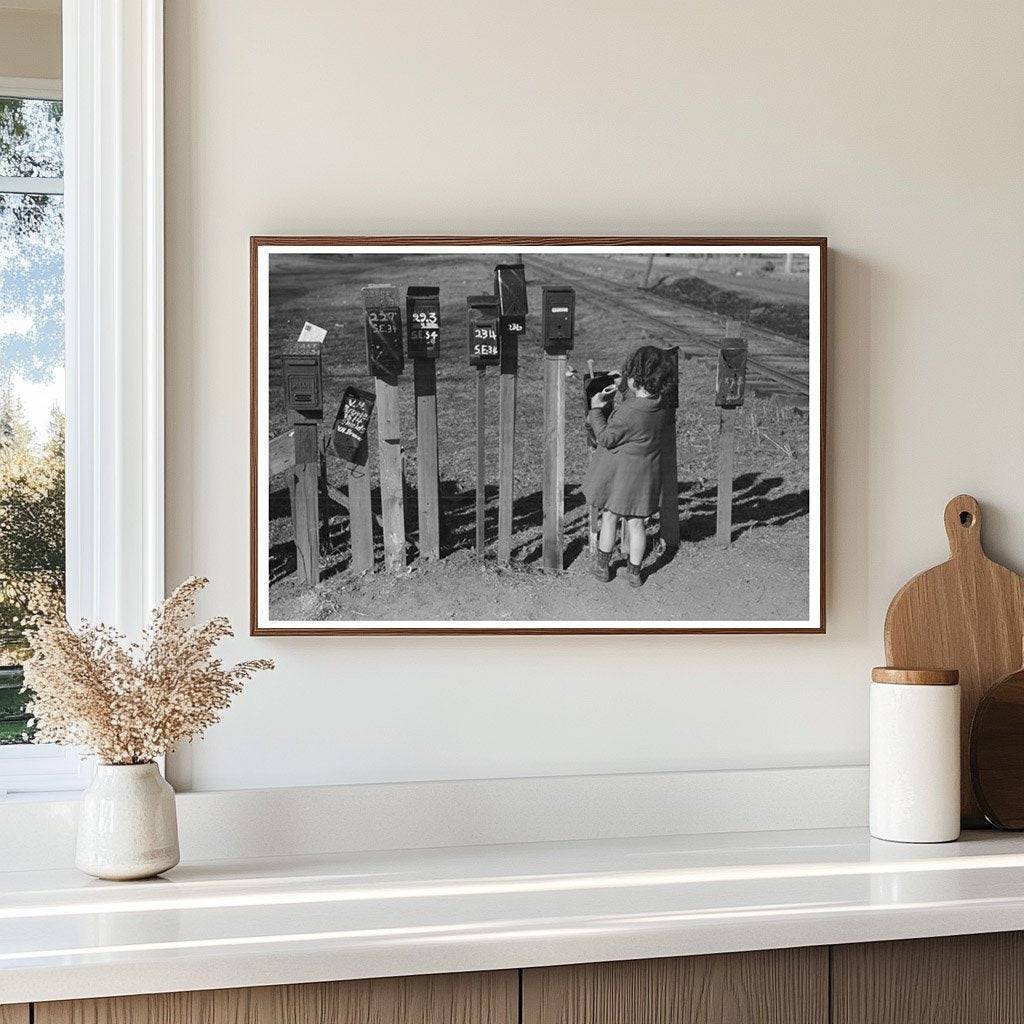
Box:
[494, 263, 528, 318]
[282, 321, 326, 416]
[362, 284, 404, 380]
[331, 386, 375, 466]
[499, 315, 524, 373]
[663, 345, 680, 410]
[716, 337, 748, 408]
[542, 286, 575, 352]
[406, 285, 441, 360]
[467, 294, 500, 367]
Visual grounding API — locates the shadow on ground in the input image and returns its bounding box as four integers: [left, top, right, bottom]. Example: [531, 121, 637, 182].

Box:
[268, 471, 809, 583]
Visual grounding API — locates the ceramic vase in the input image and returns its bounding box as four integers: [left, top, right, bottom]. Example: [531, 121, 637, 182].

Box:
[76, 762, 180, 880]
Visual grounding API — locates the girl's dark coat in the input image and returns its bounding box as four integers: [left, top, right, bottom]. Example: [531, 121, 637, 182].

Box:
[582, 395, 668, 518]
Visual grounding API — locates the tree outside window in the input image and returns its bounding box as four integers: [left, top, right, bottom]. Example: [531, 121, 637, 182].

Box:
[0, 94, 65, 744]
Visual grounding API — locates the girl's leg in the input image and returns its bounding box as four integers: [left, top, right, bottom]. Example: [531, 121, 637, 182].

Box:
[592, 511, 618, 582]
[598, 511, 619, 553]
[622, 520, 647, 585]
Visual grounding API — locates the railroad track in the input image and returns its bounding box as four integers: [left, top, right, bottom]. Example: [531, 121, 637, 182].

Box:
[524, 254, 811, 401]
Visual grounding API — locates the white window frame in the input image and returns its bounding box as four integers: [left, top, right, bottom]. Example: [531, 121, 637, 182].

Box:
[0, 0, 165, 799]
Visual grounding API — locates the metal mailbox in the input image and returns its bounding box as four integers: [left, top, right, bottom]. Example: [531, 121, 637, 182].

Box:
[282, 321, 326, 415]
[542, 286, 575, 352]
[716, 337, 749, 408]
[499, 315, 524, 373]
[331, 386, 375, 466]
[406, 286, 441, 360]
[494, 263, 528, 318]
[467, 294, 500, 367]
[663, 345, 680, 410]
[361, 284, 404, 379]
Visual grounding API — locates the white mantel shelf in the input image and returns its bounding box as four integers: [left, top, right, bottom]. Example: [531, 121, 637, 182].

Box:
[4, 826, 1024, 1004]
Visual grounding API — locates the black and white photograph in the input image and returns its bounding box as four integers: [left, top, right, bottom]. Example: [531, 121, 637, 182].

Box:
[251, 239, 825, 634]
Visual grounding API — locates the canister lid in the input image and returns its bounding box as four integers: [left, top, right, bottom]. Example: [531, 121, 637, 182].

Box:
[871, 667, 959, 686]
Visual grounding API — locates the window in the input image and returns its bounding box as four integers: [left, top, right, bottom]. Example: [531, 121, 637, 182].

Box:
[0, 79, 86, 797]
[0, 5, 166, 797]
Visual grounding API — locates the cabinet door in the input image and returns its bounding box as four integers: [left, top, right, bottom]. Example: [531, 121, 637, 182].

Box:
[523, 948, 828, 1024]
[0, 1006, 29, 1024]
[35, 971, 517, 1024]
[832, 932, 1024, 1024]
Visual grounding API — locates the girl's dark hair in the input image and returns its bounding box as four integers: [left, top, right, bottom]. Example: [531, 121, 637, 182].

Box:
[620, 345, 674, 399]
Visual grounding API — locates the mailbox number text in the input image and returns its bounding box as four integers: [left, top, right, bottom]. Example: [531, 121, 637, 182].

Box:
[367, 309, 398, 333]
[473, 326, 498, 358]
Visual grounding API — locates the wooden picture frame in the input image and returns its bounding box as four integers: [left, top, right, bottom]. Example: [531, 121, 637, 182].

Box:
[251, 236, 827, 635]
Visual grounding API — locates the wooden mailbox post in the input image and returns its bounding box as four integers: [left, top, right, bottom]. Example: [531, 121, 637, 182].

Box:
[406, 286, 441, 561]
[282, 321, 327, 586]
[361, 285, 406, 571]
[467, 294, 500, 557]
[494, 263, 527, 565]
[331, 386, 376, 573]
[715, 320, 749, 548]
[541, 286, 575, 570]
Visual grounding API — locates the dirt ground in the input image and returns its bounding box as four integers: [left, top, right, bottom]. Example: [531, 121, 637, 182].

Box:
[265, 253, 813, 624]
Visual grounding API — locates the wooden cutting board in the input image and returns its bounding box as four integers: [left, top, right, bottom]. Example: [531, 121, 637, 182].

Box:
[884, 494, 1024, 826]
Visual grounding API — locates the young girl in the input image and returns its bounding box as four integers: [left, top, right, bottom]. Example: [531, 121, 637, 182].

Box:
[582, 345, 673, 587]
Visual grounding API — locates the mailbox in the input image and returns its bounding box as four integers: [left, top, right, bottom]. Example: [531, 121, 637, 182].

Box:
[582, 369, 619, 416]
[716, 337, 749, 408]
[331, 386, 375, 466]
[282, 321, 326, 416]
[467, 294, 500, 367]
[542, 286, 575, 352]
[499, 315, 524, 373]
[361, 284, 404, 380]
[663, 345, 680, 411]
[406, 286, 441, 360]
[494, 263, 528, 318]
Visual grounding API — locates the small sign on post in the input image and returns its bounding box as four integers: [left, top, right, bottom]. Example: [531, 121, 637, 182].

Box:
[715, 321, 749, 548]
[494, 264, 527, 565]
[406, 286, 441, 561]
[362, 285, 406, 571]
[468, 294, 499, 557]
[282, 322, 326, 586]
[541, 286, 574, 570]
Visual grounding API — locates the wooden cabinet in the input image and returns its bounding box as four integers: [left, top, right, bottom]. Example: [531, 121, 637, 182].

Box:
[34, 971, 517, 1024]
[832, 932, 1024, 1024]
[522, 948, 828, 1024]
[22, 932, 1024, 1024]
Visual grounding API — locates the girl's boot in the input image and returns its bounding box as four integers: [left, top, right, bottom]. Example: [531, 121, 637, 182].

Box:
[627, 561, 644, 588]
[591, 548, 612, 583]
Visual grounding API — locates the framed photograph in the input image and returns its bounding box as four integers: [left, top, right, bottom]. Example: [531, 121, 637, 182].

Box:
[250, 237, 826, 635]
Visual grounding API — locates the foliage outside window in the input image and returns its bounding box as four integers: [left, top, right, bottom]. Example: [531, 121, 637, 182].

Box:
[0, 95, 65, 744]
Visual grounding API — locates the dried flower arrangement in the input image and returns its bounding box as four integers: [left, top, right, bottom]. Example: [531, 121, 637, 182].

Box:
[22, 577, 273, 765]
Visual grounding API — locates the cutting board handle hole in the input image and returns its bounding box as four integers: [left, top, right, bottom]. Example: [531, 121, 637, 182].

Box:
[960, 511, 975, 527]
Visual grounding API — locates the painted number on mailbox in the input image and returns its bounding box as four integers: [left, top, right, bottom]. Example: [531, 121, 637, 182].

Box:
[365, 307, 404, 379]
[471, 324, 499, 364]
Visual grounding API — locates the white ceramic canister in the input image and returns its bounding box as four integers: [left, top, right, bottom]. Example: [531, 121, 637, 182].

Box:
[869, 667, 961, 843]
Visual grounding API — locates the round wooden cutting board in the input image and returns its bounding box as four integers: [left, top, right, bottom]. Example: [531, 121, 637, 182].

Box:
[884, 494, 1024, 826]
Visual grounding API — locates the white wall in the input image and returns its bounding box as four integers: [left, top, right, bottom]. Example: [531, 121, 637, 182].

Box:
[0, 5, 61, 80]
[164, 0, 1024, 792]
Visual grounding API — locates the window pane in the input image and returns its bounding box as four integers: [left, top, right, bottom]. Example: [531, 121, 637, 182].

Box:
[0, 98, 63, 179]
[0, 188, 65, 744]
